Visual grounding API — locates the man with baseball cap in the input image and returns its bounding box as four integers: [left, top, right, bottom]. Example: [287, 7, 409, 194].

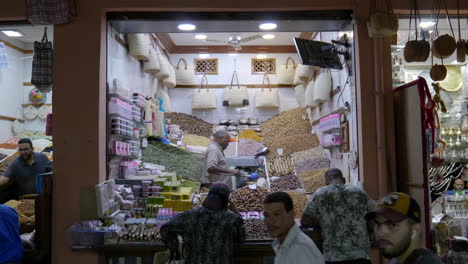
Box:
[367, 192, 444, 264]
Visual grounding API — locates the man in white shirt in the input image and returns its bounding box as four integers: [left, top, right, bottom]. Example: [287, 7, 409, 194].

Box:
[264, 192, 324, 264]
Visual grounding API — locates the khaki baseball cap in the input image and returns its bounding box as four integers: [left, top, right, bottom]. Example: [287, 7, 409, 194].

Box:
[366, 192, 421, 223]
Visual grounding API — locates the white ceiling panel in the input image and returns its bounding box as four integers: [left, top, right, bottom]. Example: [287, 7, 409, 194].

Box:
[169, 32, 301, 46]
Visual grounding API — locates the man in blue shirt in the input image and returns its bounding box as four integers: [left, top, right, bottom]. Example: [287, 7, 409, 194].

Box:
[0, 204, 23, 263]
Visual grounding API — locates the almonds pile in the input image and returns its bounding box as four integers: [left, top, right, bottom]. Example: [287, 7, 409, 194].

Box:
[165, 112, 214, 138]
[230, 186, 270, 212]
[297, 168, 329, 193]
[261, 108, 312, 140]
[264, 133, 320, 158]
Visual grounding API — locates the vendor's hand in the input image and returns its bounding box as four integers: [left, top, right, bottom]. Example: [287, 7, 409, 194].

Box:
[234, 170, 242, 178]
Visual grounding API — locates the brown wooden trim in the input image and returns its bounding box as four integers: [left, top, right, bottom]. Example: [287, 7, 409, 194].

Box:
[171, 45, 297, 54]
[299, 32, 314, 39]
[22, 103, 52, 107]
[23, 82, 33, 86]
[114, 35, 128, 49]
[0, 115, 24, 122]
[0, 40, 33, 54]
[155, 33, 176, 53]
[175, 84, 291, 88]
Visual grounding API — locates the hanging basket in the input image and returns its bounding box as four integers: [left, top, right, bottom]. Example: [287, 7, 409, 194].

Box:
[432, 34, 457, 59]
[430, 64, 447, 81]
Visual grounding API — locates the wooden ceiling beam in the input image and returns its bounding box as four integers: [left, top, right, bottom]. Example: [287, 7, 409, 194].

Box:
[154, 33, 176, 53]
[171, 45, 297, 54]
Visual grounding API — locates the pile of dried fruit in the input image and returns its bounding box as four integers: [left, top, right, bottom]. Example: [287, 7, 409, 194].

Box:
[165, 112, 214, 138]
[224, 142, 237, 157]
[264, 133, 320, 158]
[286, 191, 310, 218]
[182, 134, 211, 147]
[266, 156, 294, 176]
[291, 147, 325, 164]
[244, 219, 272, 240]
[295, 157, 331, 173]
[261, 108, 312, 140]
[0, 153, 19, 175]
[238, 139, 264, 156]
[270, 175, 302, 192]
[297, 168, 329, 193]
[121, 224, 160, 241]
[230, 186, 270, 212]
[238, 130, 263, 142]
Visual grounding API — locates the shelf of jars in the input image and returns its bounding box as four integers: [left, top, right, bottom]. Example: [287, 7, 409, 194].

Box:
[438, 109, 468, 162]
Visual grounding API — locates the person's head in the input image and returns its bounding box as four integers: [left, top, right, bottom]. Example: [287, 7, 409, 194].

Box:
[203, 183, 231, 211]
[263, 192, 295, 240]
[18, 138, 34, 161]
[453, 178, 465, 191]
[324, 168, 345, 185]
[366, 192, 421, 259]
[213, 130, 230, 150]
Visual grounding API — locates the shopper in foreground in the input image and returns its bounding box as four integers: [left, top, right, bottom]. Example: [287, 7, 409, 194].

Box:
[367, 192, 444, 264]
[0, 204, 23, 263]
[160, 183, 245, 264]
[301, 168, 373, 264]
[264, 192, 324, 264]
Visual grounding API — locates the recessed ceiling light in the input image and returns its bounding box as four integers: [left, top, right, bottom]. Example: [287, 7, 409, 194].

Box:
[195, 34, 207, 40]
[419, 21, 435, 29]
[2, 30, 23, 37]
[228, 53, 238, 56]
[199, 54, 210, 59]
[259, 23, 277, 30]
[262, 34, 275, 40]
[256, 54, 267, 59]
[178, 24, 196, 31]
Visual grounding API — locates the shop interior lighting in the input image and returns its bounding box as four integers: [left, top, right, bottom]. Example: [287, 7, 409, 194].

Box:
[259, 23, 277, 30]
[262, 34, 275, 39]
[228, 53, 239, 56]
[195, 34, 207, 40]
[419, 21, 435, 29]
[198, 54, 210, 59]
[178, 24, 196, 31]
[256, 54, 267, 59]
[1, 30, 24, 37]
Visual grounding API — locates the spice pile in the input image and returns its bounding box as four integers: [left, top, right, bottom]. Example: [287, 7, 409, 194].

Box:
[238, 139, 264, 156]
[295, 157, 331, 173]
[291, 147, 325, 164]
[182, 134, 210, 147]
[238, 130, 262, 142]
[286, 191, 310, 218]
[264, 133, 320, 158]
[230, 186, 270, 212]
[266, 156, 294, 176]
[270, 175, 302, 192]
[261, 108, 311, 140]
[142, 140, 204, 181]
[297, 168, 329, 193]
[244, 219, 272, 240]
[165, 112, 214, 138]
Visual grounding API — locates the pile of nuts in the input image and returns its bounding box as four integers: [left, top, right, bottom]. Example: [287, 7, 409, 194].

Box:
[291, 147, 325, 164]
[230, 186, 270, 212]
[297, 168, 329, 193]
[295, 157, 331, 173]
[264, 133, 320, 158]
[244, 219, 272, 240]
[270, 175, 302, 192]
[266, 156, 294, 176]
[165, 112, 214, 138]
[238, 139, 264, 156]
[0, 153, 18, 175]
[261, 108, 312, 140]
[286, 191, 310, 218]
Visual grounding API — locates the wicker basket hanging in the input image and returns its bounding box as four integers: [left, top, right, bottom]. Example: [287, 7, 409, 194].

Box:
[404, 0, 430, 62]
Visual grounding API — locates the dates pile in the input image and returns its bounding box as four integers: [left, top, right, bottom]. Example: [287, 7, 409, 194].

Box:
[230, 186, 270, 212]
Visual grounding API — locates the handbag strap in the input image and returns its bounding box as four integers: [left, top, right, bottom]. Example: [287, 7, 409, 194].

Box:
[285, 57, 296, 69]
[177, 58, 188, 70]
[230, 70, 240, 89]
[457, 0, 462, 40]
[41, 27, 48, 43]
[262, 74, 271, 91]
[442, 0, 456, 38]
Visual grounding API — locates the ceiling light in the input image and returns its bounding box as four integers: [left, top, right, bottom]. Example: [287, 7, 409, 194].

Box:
[2, 30, 23, 37]
[199, 54, 210, 59]
[262, 34, 275, 40]
[419, 21, 435, 29]
[259, 23, 277, 30]
[256, 54, 267, 59]
[178, 24, 196, 31]
[228, 53, 238, 56]
[195, 34, 207, 40]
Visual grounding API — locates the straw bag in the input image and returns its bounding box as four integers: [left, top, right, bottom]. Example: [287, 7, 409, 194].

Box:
[223, 71, 249, 107]
[293, 64, 318, 85]
[432, 0, 456, 59]
[367, 0, 399, 38]
[163, 62, 177, 88]
[127, 34, 150, 61]
[277, 57, 297, 85]
[192, 76, 217, 110]
[403, 0, 430, 62]
[143, 48, 160, 74]
[294, 84, 307, 108]
[305, 79, 318, 108]
[175, 58, 196, 85]
[313, 71, 332, 104]
[156, 54, 170, 80]
[255, 74, 279, 109]
[156, 84, 172, 113]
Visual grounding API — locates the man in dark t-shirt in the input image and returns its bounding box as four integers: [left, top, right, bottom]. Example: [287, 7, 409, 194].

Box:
[0, 138, 51, 196]
[367, 192, 445, 264]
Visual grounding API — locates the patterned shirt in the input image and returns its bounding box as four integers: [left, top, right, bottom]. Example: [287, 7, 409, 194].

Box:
[160, 207, 245, 264]
[304, 184, 373, 262]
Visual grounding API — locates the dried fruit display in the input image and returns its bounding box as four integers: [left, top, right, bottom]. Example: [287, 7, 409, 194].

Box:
[165, 112, 214, 138]
[264, 133, 320, 158]
[230, 186, 270, 212]
[17, 199, 35, 217]
[270, 175, 302, 192]
[286, 191, 310, 218]
[183, 134, 210, 147]
[238, 139, 264, 156]
[291, 147, 325, 164]
[261, 108, 311, 140]
[295, 157, 331, 173]
[244, 219, 272, 240]
[297, 168, 329, 193]
[266, 156, 294, 176]
[0, 153, 19, 175]
[121, 224, 160, 241]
